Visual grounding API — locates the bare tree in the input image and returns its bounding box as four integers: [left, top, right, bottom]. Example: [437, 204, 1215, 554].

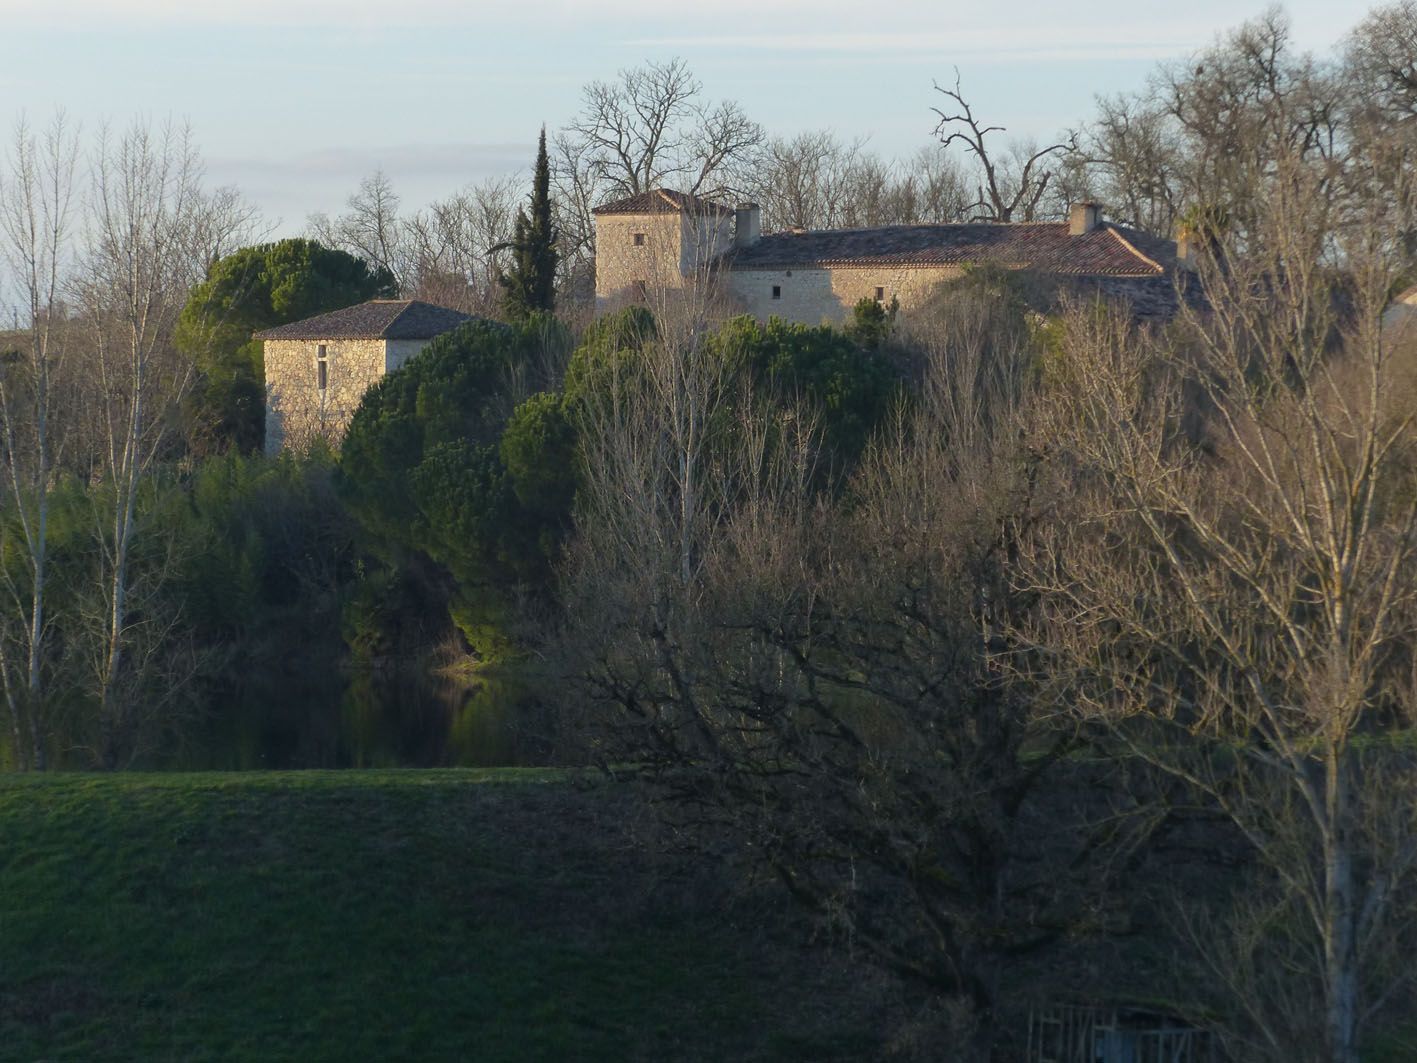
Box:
[308, 169, 407, 289]
[1015, 141, 1417, 1061]
[889, 145, 973, 225]
[1072, 11, 1345, 241]
[932, 70, 1075, 222]
[1069, 93, 1184, 237]
[77, 119, 211, 766]
[552, 58, 762, 274]
[1342, 2, 1417, 265]
[0, 113, 79, 769]
[403, 177, 520, 315]
[1344, 1, 1417, 125]
[733, 133, 972, 234]
[557, 273, 1138, 1059]
[190, 183, 264, 273]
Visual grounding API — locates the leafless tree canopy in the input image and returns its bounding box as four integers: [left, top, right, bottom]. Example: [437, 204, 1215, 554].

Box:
[551, 271, 1168, 1058]
[307, 169, 407, 288]
[550, 58, 763, 276]
[0, 113, 79, 769]
[932, 70, 1077, 222]
[1015, 115, 1417, 1060]
[308, 172, 519, 314]
[0, 116, 255, 767]
[731, 133, 972, 233]
[1068, 8, 1417, 246]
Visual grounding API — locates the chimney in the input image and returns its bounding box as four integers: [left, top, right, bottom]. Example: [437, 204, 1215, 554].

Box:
[1069, 201, 1102, 236]
[1175, 228, 1196, 272]
[735, 203, 761, 249]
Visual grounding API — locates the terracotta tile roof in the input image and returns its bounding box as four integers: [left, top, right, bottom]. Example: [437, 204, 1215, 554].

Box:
[727, 222, 1172, 276]
[254, 300, 474, 341]
[592, 188, 736, 217]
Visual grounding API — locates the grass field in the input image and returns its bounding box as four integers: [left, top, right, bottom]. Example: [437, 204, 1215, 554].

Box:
[0, 770, 889, 1061]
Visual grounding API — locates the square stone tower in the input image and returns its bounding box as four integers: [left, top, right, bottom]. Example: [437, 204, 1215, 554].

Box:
[591, 189, 744, 310]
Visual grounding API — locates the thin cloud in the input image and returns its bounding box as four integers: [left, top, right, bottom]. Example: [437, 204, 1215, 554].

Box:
[622, 26, 1205, 60]
[208, 143, 531, 185]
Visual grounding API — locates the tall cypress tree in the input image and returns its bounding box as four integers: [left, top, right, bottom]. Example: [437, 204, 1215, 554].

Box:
[499, 128, 558, 321]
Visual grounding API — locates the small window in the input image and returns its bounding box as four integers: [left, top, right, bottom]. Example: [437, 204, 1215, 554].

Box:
[633, 232, 645, 246]
[771, 285, 782, 300]
[874, 287, 885, 301]
[317, 345, 328, 391]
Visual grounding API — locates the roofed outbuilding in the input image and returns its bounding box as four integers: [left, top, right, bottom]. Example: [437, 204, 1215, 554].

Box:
[260, 298, 476, 454]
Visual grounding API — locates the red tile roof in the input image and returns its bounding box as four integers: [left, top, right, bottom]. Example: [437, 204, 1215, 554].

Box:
[592, 188, 737, 217]
[727, 222, 1171, 276]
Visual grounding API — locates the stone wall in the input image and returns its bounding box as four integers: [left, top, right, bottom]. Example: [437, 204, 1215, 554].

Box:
[593, 204, 972, 324]
[682, 213, 733, 274]
[263, 337, 389, 454]
[385, 338, 429, 373]
[728, 264, 964, 324]
[594, 213, 684, 310]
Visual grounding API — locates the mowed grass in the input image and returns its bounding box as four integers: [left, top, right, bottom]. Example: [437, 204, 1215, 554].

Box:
[0, 770, 883, 1061]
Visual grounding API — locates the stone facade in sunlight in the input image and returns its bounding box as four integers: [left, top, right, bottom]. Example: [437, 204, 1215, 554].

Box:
[594, 191, 1185, 326]
[258, 300, 471, 454]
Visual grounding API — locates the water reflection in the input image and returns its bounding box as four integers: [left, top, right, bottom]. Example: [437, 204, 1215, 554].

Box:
[178, 664, 548, 770]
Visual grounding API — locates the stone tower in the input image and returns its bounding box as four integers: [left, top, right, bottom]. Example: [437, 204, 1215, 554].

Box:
[591, 189, 749, 310]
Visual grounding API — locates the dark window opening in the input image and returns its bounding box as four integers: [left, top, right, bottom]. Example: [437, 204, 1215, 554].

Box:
[771, 285, 782, 300]
[632, 279, 648, 299]
[874, 286, 885, 301]
[633, 232, 646, 246]
[317, 345, 328, 391]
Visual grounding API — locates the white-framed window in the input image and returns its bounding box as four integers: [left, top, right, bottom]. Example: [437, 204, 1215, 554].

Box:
[317, 344, 328, 391]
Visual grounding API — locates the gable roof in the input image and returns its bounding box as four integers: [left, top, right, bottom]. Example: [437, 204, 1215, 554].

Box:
[592, 188, 737, 217]
[727, 222, 1171, 276]
[1392, 283, 1417, 307]
[254, 300, 473, 342]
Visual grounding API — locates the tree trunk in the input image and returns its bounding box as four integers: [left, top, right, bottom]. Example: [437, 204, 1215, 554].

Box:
[28, 520, 46, 771]
[1324, 746, 1360, 1063]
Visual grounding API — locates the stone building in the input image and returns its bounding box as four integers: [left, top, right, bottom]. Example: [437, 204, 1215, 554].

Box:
[258, 298, 472, 453]
[593, 189, 1185, 323]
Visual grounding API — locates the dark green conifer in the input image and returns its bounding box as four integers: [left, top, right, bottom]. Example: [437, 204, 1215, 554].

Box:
[499, 128, 558, 321]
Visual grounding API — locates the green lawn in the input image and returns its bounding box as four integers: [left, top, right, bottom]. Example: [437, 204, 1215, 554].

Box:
[0, 770, 884, 1061]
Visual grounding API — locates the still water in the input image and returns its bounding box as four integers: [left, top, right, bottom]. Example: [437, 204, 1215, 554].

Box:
[173, 665, 552, 770]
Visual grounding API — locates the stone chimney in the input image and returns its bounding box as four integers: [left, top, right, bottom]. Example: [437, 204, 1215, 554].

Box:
[735, 203, 761, 249]
[1069, 201, 1102, 236]
[1174, 226, 1197, 272]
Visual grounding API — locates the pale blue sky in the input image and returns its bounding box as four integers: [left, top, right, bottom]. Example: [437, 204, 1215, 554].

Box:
[0, 0, 1381, 233]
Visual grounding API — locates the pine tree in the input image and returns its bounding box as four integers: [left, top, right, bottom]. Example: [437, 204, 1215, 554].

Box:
[499, 128, 558, 321]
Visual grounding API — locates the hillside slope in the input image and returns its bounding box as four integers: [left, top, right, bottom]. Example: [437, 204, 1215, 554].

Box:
[0, 770, 888, 1061]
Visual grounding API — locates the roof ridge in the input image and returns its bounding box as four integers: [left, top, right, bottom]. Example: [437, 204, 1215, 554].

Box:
[252, 298, 472, 341]
[1103, 226, 1165, 274]
[383, 301, 415, 331]
[770, 220, 1067, 237]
